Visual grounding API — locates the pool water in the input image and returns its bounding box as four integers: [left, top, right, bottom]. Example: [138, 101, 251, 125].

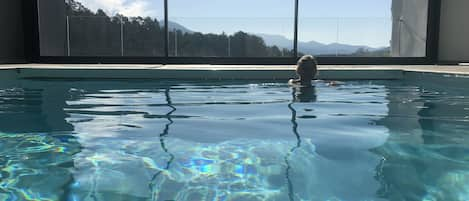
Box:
[1, 79, 469, 201]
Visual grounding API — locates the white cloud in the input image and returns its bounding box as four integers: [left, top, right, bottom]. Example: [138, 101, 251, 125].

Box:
[77, 0, 160, 17]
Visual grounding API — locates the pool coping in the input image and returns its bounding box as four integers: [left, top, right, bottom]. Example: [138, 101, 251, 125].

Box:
[0, 64, 468, 80]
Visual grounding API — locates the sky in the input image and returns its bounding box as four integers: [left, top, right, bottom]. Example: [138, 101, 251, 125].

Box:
[76, 0, 393, 47]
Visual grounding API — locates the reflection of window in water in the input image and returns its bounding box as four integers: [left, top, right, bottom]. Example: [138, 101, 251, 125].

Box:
[285, 86, 317, 200]
[149, 87, 176, 199]
[0, 87, 73, 133]
[372, 86, 468, 200]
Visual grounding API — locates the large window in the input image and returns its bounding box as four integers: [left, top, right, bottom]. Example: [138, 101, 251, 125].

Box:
[298, 0, 428, 57]
[168, 0, 294, 57]
[39, 0, 165, 56]
[36, 0, 434, 62]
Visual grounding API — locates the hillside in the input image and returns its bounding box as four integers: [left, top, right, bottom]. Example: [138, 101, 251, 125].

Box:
[256, 33, 388, 55]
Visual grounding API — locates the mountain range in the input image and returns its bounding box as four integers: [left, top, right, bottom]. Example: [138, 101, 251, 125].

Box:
[161, 21, 387, 55]
[160, 20, 193, 33]
[256, 33, 385, 55]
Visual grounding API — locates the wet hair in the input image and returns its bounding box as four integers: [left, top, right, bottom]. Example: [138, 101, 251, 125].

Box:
[296, 55, 318, 79]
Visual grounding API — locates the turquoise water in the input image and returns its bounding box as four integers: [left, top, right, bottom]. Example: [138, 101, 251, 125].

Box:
[1, 79, 469, 201]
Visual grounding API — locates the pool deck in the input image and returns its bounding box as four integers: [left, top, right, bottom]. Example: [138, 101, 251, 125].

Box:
[1, 64, 469, 80]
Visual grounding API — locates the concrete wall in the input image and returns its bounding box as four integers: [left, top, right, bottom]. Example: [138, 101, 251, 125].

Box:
[0, 0, 25, 63]
[438, 0, 469, 62]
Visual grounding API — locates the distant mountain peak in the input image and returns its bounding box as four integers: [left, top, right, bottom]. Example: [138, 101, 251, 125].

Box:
[159, 20, 193, 33]
[255, 33, 384, 55]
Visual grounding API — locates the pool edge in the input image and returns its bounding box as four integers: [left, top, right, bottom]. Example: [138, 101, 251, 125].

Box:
[1, 64, 468, 81]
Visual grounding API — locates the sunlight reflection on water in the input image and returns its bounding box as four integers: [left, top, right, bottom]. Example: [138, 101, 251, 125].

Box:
[1, 79, 469, 200]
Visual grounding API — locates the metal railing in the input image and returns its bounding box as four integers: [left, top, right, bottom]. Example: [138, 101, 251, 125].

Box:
[64, 16, 395, 57]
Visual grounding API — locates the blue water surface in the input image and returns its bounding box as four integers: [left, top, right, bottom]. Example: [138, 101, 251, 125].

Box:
[1, 79, 469, 201]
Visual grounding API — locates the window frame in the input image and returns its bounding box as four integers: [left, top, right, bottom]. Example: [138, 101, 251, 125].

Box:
[27, 0, 442, 65]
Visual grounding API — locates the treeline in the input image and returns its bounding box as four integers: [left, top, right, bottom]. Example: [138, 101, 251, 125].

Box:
[66, 0, 293, 57]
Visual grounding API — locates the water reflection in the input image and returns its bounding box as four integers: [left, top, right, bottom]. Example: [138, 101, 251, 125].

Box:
[285, 87, 303, 201]
[149, 87, 175, 200]
[3, 78, 469, 200]
[374, 79, 469, 200]
[0, 80, 80, 201]
[0, 79, 390, 200]
[284, 86, 318, 201]
[0, 86, 73, 133]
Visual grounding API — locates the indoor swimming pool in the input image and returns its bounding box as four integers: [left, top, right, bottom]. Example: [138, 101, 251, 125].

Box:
[1, 78, 469, 201]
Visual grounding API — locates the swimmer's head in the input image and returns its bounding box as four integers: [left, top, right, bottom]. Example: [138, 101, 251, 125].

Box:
[296, 55, 318, 80]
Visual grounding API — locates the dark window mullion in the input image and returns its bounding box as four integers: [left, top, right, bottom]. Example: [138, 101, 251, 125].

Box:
[164, 0, 169, 63]
[294, 0, 299, 58]
[425, 0, 441, 64]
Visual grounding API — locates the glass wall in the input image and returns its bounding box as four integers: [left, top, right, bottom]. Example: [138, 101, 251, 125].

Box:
[37, 0, 68, 56]
[298, 0, 429, 57]
[168, 0, 295, 57]
[38, 0, 165, 56]
[37, 0, 431, 59]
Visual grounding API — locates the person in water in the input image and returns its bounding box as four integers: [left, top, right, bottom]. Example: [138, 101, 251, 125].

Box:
[289, 55, 318, 87]
[288, 55, 318, 102]
[289, 55, 341, 88]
